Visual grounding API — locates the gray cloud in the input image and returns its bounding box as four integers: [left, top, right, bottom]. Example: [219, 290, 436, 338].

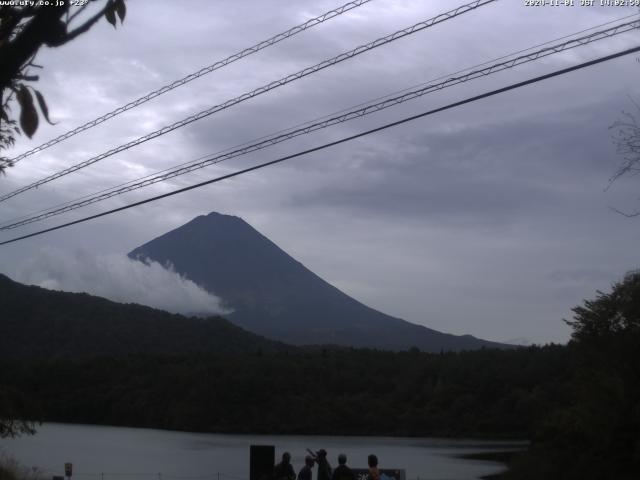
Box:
[284, 97, 627, 228]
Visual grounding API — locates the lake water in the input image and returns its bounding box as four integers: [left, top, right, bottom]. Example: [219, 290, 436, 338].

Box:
[0, 424, 525, 480]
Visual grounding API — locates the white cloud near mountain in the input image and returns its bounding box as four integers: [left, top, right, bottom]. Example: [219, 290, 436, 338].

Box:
[15, 248, 227, 316]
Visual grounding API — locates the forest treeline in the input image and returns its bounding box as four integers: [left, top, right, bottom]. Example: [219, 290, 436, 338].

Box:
[1, 272, 639, 479]
[0, 274, 285, 361]
[501, 271, 640, 480]
[0, 345, 570, 438]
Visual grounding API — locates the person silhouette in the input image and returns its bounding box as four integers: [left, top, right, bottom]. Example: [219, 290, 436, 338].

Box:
[367, 454, 380, 480]
[298, 455, 315, 480]
[311, 449, 331, 480]
[274, 452, 296, 480]
[331, 454, 354, 480]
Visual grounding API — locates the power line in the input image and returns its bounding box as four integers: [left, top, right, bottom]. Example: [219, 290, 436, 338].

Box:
[0, 0, 497, 204]
[24, 2, 630, 230]
[2, 17, 638, 231]
[2, 44, 638, 247]
[3, 17, 636, 229]
[6, 0, 375, 165]
[325, 11, 640, 119]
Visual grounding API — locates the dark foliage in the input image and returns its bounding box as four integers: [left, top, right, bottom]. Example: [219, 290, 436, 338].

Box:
[609, 103, 640, 216]
[0, 346, 570, 438]
[503, 271, 640, 479]
[0, 385, 39, 438]
[0, 0, 126, 173]
[0, 274, 285, 361]
[0, 272, 283, 438]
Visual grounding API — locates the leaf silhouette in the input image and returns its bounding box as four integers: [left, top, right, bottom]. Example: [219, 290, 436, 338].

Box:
[115, 0, 126, 22]
[16, 85, 38, 138]
[33, 90, 56, 125]
[105, 3, 117, 28]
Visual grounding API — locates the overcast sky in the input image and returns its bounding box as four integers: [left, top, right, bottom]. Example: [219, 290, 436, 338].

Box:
[1, 0, 640, 345]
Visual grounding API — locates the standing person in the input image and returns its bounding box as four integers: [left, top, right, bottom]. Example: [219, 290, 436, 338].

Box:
[274, 452, 296, 480]
[367, 455, 380, 480]
[298, 455, 315, 480]
[331, 454, 355, 480]
[311, 449, 331, 480]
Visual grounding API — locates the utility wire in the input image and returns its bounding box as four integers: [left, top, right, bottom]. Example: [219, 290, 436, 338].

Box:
[17, 1, 640, 231]
[6, 0, 375, 165]
[6, 8, 634, 232]
[8, 10, 634, 232]
[2, 18, 638, 231]
[2, 17, 635, 229]
[0, 0, 497, 204]
[320, 11, 640, 121]
[1, 44, 638, 247]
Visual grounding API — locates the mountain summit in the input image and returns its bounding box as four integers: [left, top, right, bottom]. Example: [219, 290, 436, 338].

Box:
[129, 212, 508, 351]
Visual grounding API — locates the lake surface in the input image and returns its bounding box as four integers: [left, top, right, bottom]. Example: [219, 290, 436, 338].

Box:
[0, 424, 525, 480]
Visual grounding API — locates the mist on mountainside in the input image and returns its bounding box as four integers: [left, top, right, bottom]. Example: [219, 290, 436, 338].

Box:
[14, 247, 228, 316]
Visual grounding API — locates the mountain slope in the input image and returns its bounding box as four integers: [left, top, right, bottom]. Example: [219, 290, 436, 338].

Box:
[0, 273, 284, 361]
[129, 212, 509, 351]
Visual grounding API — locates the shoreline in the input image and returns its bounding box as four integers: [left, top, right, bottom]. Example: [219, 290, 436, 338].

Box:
[26, 420, 531, 443]
[459, 451, 526, 480]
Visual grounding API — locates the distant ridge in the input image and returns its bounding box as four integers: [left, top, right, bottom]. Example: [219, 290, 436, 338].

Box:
[129, 212, 511, 351]
[0, 273, 284, 361]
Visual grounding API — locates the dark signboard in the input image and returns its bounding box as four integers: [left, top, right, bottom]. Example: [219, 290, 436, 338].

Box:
[351, 469, 405, 480]
[250, 445, 275, 480]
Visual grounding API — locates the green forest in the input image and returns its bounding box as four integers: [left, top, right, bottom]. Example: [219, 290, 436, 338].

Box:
[0, 346, 569, 438]
[1, 272, 639, 479]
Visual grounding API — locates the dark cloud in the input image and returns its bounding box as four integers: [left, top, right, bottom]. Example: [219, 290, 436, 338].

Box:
[286, 97, 628, 229]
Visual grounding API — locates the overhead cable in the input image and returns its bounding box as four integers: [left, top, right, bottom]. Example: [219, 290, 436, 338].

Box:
[0, 0, 497, 204]
[6, 0, 375, 165]
[2, 18, 638, 231]
[2, 44, 638, 246]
